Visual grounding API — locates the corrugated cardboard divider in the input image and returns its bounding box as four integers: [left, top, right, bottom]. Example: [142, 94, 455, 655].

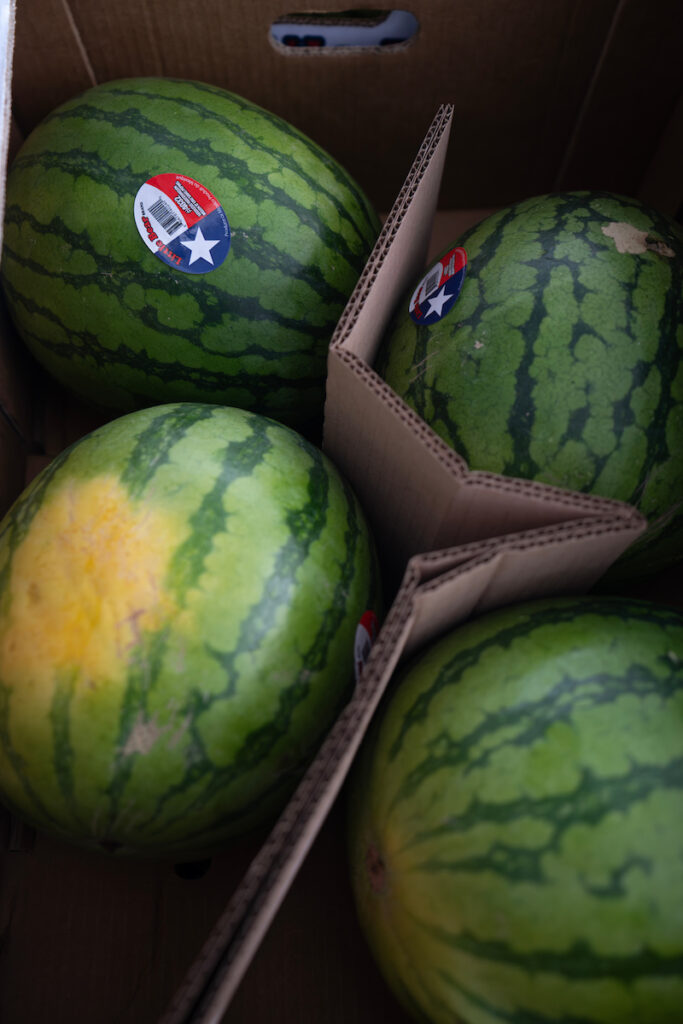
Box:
[160, 107, 648, 1024]
[322, 105, 647, 584]
[160, 509, 645, 1024]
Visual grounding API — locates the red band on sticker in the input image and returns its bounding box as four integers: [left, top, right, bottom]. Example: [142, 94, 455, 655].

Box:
[355, 610, 380, 681]
[410, 246, 467, 325]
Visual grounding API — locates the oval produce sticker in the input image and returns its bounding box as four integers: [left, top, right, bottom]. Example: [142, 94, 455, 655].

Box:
[409, 245, 467, 325]
[134, 173, 230, 275]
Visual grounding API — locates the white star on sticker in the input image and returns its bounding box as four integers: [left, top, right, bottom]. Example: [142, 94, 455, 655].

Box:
[180, 225, 220, 266]
[426, 284, 452, 318]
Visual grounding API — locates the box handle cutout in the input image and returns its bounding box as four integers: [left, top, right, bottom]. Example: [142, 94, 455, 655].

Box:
[270, 9, 418, 52]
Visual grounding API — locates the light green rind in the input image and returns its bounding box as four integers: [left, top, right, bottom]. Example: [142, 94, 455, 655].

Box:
[347, 596, 683, 1024]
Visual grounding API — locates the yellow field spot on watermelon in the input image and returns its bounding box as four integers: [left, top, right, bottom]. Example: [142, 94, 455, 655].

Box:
[0, 474, 180, 691]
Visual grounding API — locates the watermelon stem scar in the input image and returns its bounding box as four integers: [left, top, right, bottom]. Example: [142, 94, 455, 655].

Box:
[366, 841, 386, 893]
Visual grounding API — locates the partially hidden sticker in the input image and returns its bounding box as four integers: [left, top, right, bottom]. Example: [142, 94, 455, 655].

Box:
[409, 245, 467, 325]
[134, 174, 230, 275]
[354, 610, 380, 682]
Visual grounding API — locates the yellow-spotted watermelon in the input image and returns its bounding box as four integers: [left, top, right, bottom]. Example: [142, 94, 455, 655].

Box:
[0, 403, 381, 858]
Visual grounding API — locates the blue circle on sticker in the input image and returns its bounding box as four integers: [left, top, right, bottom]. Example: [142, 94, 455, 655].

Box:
[410, 246, 467, 326]
[156, 207, 231, 275]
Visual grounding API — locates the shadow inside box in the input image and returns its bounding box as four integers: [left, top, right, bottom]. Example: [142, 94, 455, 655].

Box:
[26, 366, 329, 480]
[0, 794, 413, 1024]
[0, 818, 259, 1024]
[224, 795, 416, 1024]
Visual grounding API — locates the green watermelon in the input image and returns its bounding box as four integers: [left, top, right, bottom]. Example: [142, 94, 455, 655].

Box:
[376, 192, 683, 578]
[0, 402, 381, 858]
[347, 595, 683, 1024]
[0, 77, 380, 432]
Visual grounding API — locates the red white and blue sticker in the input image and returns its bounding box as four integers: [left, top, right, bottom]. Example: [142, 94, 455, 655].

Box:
[134, 173, 230, 275]
[409, 246, 467, 325]
[354, 610, 380, 682]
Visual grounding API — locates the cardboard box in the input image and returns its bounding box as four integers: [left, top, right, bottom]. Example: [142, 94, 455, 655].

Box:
[1, 3, 681, 1022]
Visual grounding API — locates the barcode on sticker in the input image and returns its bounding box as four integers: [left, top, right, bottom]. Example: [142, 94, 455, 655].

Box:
[149, 197, 183, 235]
[423, 266, 442, 297]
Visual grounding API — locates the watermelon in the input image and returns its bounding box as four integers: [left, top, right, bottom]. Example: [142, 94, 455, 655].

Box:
[0, 77, 381, 433]
[347, 595, 683, 1024]
[0, 402, 381, 858]
[376, 192, 683, 578]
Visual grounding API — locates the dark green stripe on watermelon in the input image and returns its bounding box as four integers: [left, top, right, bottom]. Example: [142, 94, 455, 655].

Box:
[409, 756, 683, 883]
[425, 927, 683, 983]
[36, 78, 379, 242]
[49, 670, 78, 806]
[120, 402, 219, 498]
[387, 596, 683, 762]
[104, 624, 174, 829]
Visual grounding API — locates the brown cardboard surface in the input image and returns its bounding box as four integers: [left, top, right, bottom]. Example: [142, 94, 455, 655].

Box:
[639, 92, 683, 218]
[0, 806, 413, 1024]
[0, 306, 32, 518]
[10, 0, 95, 130]
[0, 298, 32, 444]
[0, 413, 24, 515]
[399, 517, 656, 659]
[427, 207, 499, 260]
[9, 1, 682, 214]
[556, 0, 683, 212]
[0, 0, 15, 242]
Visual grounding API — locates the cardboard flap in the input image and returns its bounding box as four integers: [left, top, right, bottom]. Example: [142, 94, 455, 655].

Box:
[331, 103, 454, 366]
[326, 350, 645, 573]
[402, 515, 647, 659]
[0, 0, 14, 253]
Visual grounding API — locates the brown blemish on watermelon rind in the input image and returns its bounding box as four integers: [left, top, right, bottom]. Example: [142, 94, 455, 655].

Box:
[601, 222, 676, 258]
[366, 841, 387, 893]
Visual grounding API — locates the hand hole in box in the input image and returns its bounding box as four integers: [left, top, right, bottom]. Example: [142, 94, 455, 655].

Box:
[270, 9, 418, 53]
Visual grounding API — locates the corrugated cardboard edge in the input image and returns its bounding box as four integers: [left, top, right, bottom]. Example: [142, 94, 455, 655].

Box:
[159, 510, 643, 1024]
[0, 0, 14, 253]
[160, 108, 648, 1024]
[323, 106, 648, 575]
[400, 514, 646, 659]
